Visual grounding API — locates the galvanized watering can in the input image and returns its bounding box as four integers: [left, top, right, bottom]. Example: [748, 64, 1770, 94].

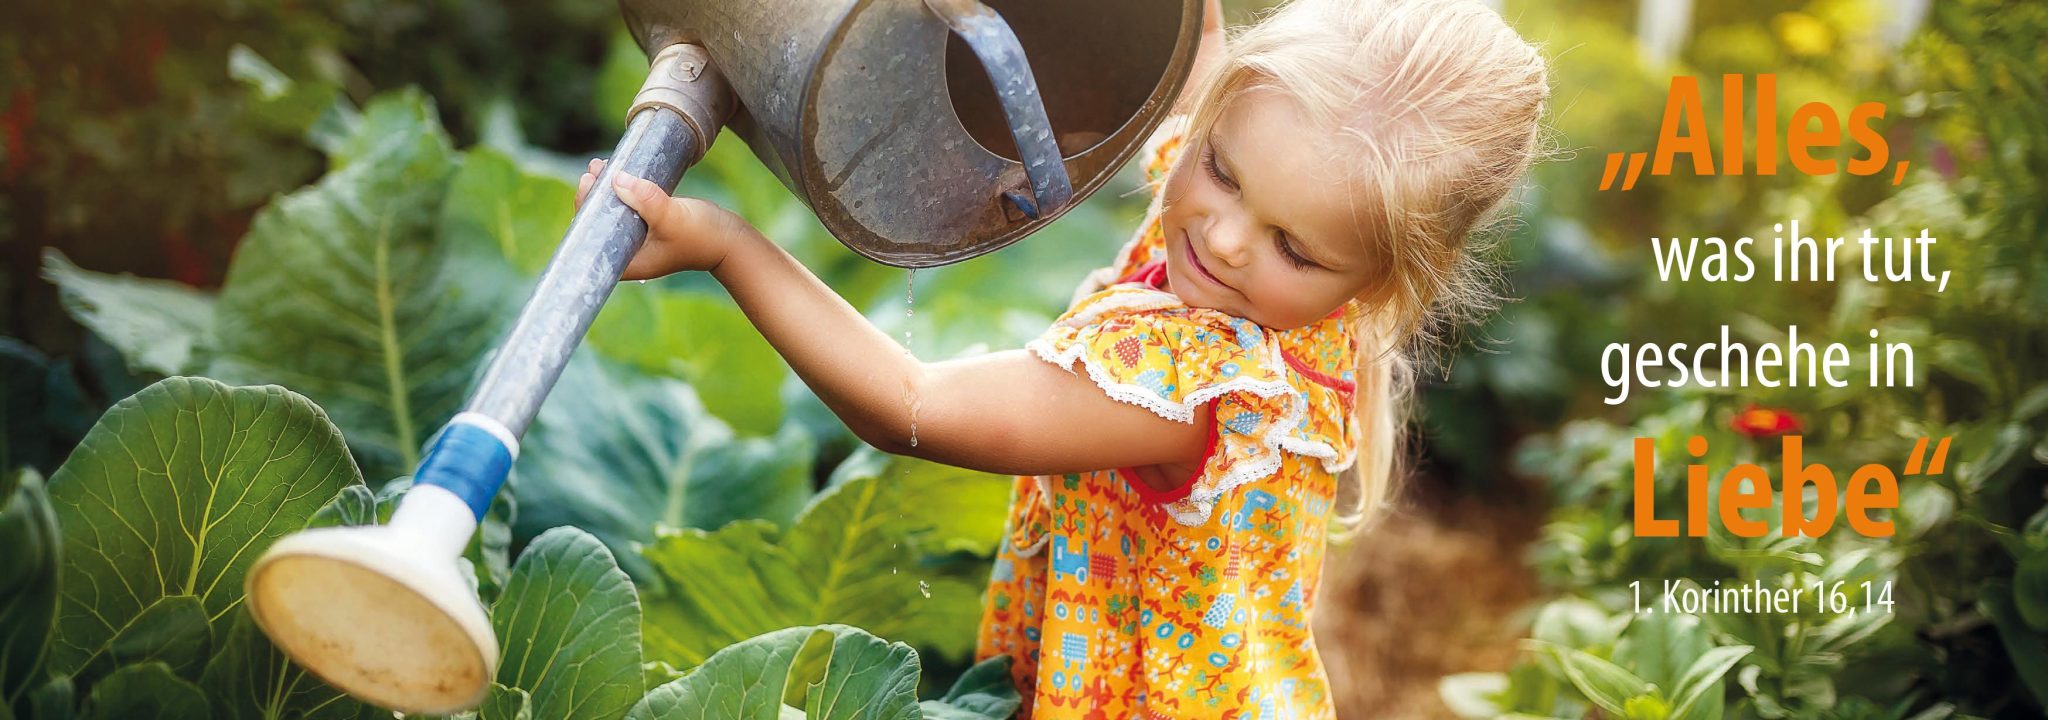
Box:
[243, 0, 1202, 714]
[625, 0, 1203, 266]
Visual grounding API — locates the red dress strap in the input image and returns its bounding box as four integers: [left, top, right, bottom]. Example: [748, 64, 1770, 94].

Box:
[1117, 260, 1169, 290]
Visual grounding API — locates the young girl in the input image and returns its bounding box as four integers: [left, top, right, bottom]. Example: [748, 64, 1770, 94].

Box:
[581, 0, 1546, 715]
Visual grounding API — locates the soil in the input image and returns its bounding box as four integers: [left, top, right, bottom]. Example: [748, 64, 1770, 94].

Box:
[1313, 473, 1548, 719]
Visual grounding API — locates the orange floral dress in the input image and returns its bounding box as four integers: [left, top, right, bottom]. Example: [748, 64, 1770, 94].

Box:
[974, 119, 1361, 719]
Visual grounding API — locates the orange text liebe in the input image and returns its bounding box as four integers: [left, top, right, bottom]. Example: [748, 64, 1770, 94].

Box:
[1631, 435, 1950, 539]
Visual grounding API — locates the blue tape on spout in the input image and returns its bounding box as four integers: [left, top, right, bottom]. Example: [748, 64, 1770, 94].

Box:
[412, 422, 514, 520]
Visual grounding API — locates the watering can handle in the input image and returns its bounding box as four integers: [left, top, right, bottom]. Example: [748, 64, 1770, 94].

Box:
[925, 0, 1074, 220]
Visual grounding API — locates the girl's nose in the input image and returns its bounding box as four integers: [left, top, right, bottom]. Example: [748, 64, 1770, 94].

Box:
[1207, 218, 1256, 268]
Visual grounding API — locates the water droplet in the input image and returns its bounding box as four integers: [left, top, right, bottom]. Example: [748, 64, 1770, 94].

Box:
[918, 581, 931, 599]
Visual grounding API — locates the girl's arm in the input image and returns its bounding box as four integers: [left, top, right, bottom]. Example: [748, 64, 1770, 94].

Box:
[594, 165, 1209, 479]
[710, 230, 1208, 476]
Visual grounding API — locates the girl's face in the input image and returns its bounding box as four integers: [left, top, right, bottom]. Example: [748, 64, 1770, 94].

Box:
[1159, 88, 1380, 330]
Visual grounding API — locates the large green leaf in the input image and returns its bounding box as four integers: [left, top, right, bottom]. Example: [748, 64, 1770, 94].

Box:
[437, 143, 789, 436]
[317, 90, 452, 171]
[625, 625, 919, 720]
[41, 250, 218, 377]
[826, 448, 1010, 557]
[588, 288, 789, 437]
[918, 656, 1019, 720]
[199, 610, 380, 720]
[492, 527, 643, 720]
[0, 471, 60, 704]
[640, 474, 982, 670]
[64, 595, 211, 688]
[437, 147, 576, 278]
[77, 663, 208, 720]
[514, 354, 812, 580]
[44, 378, 364, 681]
[208, 90, 501, 480]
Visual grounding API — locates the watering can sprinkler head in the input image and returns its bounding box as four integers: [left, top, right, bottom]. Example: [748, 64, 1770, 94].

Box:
[245, 415, 516, 714]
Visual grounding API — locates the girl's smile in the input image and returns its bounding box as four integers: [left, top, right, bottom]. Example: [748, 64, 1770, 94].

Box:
[1180, 231, 1235, 292]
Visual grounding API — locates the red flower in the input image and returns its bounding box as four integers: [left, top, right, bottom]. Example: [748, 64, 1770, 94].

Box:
[1731, 404, 1801, 437]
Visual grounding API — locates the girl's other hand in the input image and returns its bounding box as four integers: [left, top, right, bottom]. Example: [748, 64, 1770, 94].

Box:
[575, 157, 765, 281]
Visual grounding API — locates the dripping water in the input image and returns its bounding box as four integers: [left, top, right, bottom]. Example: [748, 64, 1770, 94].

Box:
[904, 268, 920, 448]
[896, 270, 923, 595]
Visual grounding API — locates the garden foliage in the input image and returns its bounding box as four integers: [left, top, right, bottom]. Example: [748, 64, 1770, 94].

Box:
[1439, 1, 2048, 717]
[2, 43, 1085, 717]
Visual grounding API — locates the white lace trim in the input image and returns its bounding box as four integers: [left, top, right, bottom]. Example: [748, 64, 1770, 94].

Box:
[1028, 324, 1356, 527]
[1027, 336, 1294, 424]
[1162, 379, 1351, 526]
[1055, 287, 1184, 329]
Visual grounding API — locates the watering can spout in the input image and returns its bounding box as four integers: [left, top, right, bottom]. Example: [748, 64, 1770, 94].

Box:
[245, 46, 734, 716]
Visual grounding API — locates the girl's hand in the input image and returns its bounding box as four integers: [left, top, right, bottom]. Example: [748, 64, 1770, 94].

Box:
[576, 158, 765, 280]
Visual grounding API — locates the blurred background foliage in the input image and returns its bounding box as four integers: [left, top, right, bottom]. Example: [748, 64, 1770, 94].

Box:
[3, 0, 2045, 717]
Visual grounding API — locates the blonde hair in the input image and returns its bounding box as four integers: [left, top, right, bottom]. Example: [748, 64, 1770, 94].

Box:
[1180, 0, 1549, 533]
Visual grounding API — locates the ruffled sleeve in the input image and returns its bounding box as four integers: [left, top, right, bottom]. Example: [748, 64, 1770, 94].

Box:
[1028, 285, 1359, 526]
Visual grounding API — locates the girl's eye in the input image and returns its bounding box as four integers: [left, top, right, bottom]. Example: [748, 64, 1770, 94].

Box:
[1275, 234, 1318, 270]
[1201, 144, 1238, 191]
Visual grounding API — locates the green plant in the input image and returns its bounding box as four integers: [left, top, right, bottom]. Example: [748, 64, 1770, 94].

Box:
[639, 461, 1005, 670]
[0, 375, 1017, 719]
[14, 47, 1047, 715]
[629, 625, 1018, 720]
[1442, 0, 2048, 717]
